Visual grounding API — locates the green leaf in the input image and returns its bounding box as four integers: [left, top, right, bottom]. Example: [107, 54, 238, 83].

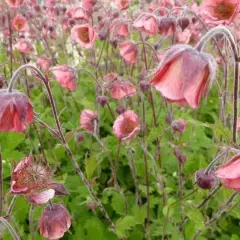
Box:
[186, 208, 204, 230]
[85, 156, 98, 180]
[116, 216, 136, 238]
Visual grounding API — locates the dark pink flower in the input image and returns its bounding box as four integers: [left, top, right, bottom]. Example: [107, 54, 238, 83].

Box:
[5, 0, 24, 7]
[71, 24, 96, 49]
[52, 65, 77, 91]
[14, 39, 34, 54]
[119, 41, 138, 64]
[80, 110, 98, 133]
[215, 155, 240, 191]
[133, 13, 158, 35]
[158, 17, 177, 36]
[115, 0, 129, 10]
[11, 14, 28, 32]
[39, 204, 71, 240]
[110, 19, 129, 38]
[201, 0, 240, 25]
[36, 56, 52, 72]
[150, 45, 216, 109]
[113, 110, 140, 141]
[0, 90, 34, 133]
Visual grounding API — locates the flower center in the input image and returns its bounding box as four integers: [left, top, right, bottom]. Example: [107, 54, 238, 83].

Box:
[214, 1, 236, 20]
[78, 28, 90, 43]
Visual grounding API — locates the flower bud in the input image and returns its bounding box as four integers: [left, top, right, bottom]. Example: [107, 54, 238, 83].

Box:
[97, 96, 109, 107]
[109, 39, 118, 48]
[195, 169, 216, 189]
[165, 113, 173, 125]
[98, 31, 108, 41]
[139, 80, 150, 93]
[178, 17, 190, 31]
[171, 119, 187, 134]
[174, 147, 186, 164]
[116, 106, 126, 115]
[158, 17, 176, 36]
[75, 132, 85, 143]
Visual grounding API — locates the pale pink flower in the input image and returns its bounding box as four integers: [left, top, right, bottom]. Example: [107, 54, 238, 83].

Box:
[5, 0, 24, 8]
[115, 0, 129, 10]
[39, 204, 71, 240]
[150, 45, 216, 109]
[133, 13, 158, 35]
[71, 24, 96, 49]
[14, 39, 34, 54]
[119, 41, 138, 64]
[82, 0, 97, 10]
[11, 14, 28, 32]
[201, 0, 240, 26]
[80, 110, 98, 133]
[36, 56, 52, 72]
[52, 65, 77, 91]
[215, 155, 240, 191]
[113, 110, 140, 141]
[110, 19, 129, 38]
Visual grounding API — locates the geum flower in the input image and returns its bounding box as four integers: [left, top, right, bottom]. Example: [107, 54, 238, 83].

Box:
[119, 41, 138, 64]
[103, 73, 136, 100]
[39, 204, 71, 240]
[14, 39, 34, 54]
[113, 110, 140, 141]
[11, 156, 67, 204]
[71, 24, 96, 49]
[0, 89, 34, 132]
[80, 109, 98, 134]
[201, 0, 240, 26]
[5, 0, 24, 8]
[52, 65, 77, 91]
[11, 14, 28, 32]
[150, 44, 216, 109]
[133, 13, 158, 35]
[215, 155, 240, 191]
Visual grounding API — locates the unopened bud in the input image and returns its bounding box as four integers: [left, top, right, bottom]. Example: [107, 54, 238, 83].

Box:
[195, 169, 216, 189]
[171, 119, 186, 133]
[139, 80, 150, 92]
[174, 147, 187, 164]
[178, 17, 190, 31]
[97, 96, 109, 107]
[116, 106, 126, 115]
[75, 132, 84, 143]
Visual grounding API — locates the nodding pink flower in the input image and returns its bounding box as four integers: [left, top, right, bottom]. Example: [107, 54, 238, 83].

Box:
[36, 56, 52, 72]
[158, 17, 177, 36]
[39, 204, 71, 240]
[71, 24, 96, 49]
[4, 0, 24, 7]
[45, 0, 56, 8]
[115, 0, 129, 10]
[110, 19, 129, 38]
[150, 45, 216, 109]
[80, 110, 98, 133]
[133, 13, 158, 35]
[103, 73, 136, 99]
[0, 90, 34, 133]
[113, 110, 140, 141]
[82, 0, 97, 10]
[119, 41, 138, 64]
[11, 156, 56, 204]
[201, 0, 240, 26]
[14, 39, 34, 54]
[11, 14, 28, 32]
[52, 65, 77, 91]
[66, 5, 89, 21]
[215, 155, 240, 191]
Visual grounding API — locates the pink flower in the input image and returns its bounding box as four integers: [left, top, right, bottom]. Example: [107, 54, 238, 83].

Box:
[39, 204, 71, 240]
[103, 73, 136, 99]
[0, 90, 33, 133]
[14, 39, 34, 54]
[158, 17, 177, 36]
[215, 155, 240, 191]
[150, 45, 216, 109]
[5, 0, 24, 7]
[80, 110, 98, 133]
[71, 24, 96, 49]
[133, 13, 158, 35]
[237, 119, 240, 132]
[115, 0, 129, 10]
[52, 65, 77, 91]
[201, 0, 240, 26]
[119, 41, 138, 64]
[82, 0, 97, 10]
[110, 19, 129, 38]
[113, 110, 140, 141]
[45, 0, 56, 8]
[36, 56, 52, 72]
[11, 14, 28, 32]
[176, 29, 192, 44]
[66, 5, 89, 21]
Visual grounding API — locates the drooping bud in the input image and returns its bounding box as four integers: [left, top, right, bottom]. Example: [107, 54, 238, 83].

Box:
[174, 147, 187, 164]
[178, 17, 190, 31]
[75, 132, 85, 143]
[116, 106, 126, 115]
[158, 17, 177, 36]
[165, 113, 173, 125]
[171, 119, 187, 134]
[139, 80, 150, 93]
[97, 96, 109, 107]
[195, 169, 216, 189]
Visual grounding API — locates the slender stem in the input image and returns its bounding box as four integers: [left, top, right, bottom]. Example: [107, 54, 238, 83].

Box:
[29, 205, 35, 240]
[0, 217, 20, 240]
[5, 195, 17, 218]
[0, 151, 2, 216]
[233, 62, 239, 144]
[178, 161, 183, 221]
[7, 11, 13, 77]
